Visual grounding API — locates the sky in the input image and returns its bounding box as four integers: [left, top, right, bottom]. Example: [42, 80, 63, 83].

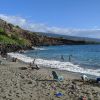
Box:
[0, 0, 100, 38]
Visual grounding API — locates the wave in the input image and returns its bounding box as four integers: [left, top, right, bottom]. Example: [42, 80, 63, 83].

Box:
[8, 53, 100, 77]
[32, 47, 46, 50]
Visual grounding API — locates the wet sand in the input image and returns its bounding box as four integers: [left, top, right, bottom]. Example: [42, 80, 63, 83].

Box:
[0, 55, 100, 100]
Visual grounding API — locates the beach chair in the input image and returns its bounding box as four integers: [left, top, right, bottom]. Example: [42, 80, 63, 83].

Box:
[52, 71, 64, 81]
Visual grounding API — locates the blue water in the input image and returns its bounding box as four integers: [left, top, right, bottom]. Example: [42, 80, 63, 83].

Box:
[24, 45, 100, 70]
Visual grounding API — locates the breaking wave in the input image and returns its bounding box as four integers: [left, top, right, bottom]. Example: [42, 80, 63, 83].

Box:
[8, 53, 100, 77]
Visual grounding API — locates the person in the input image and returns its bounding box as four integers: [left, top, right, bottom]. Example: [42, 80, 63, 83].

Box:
[61, 55, 64, 61]
[68, 55, 72, 62]
[29, 59, 35, 68]
[35, 64, 40, 70]
[29, 59, 40, 70]
[12, 57, 17, 62]
[31, 64, 40, 70]
[32, 59, 36, 64]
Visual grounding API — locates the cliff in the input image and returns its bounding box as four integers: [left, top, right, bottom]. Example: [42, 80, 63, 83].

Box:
[0, 19, 97, 53]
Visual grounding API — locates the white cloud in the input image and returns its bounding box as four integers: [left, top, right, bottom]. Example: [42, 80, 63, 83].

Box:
[0, 14, 100, 38]
[0, 14, 27, 27]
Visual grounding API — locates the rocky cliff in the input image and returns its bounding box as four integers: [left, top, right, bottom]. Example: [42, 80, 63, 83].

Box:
[0, 19, 95, 53]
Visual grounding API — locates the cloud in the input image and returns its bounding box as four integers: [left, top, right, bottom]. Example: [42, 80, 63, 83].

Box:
[0, 14, 100, 38]
[0, 14, 26, 26]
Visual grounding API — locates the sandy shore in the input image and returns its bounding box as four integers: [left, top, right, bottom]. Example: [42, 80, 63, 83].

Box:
[0, 55, 100, 100]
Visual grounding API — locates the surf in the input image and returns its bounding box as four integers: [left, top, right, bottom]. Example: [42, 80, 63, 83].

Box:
[8, 52, 100, 77]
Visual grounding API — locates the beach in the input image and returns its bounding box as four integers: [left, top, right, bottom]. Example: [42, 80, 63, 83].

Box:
[0, 55, 100, 100]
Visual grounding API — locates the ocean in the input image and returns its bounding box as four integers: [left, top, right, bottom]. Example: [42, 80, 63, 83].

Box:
[8, 45, 100, 77]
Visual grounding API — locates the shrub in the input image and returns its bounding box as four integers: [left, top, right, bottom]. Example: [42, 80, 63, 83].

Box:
[0, 35, 18, 44]
[16, 38, 31, 46]
[0, 28, 4, 34]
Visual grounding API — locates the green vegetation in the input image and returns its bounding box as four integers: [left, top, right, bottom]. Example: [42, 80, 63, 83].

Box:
[15, 37, 31, 46]
[0, 27, 4, 34]
[0, 24, 31, 46]
[0, 33, 31, 46]
[0, 35, 18, 44]
[15, 25, 20, 28]
[11, 34, 31, 46]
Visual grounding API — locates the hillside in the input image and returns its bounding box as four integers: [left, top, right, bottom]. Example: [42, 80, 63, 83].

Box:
[0, 19, 99, 52]
[40, 32, 100, 43]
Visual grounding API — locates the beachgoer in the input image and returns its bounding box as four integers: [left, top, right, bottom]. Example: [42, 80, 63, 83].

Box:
[33, 59, 36, 64]
[61, 55, 64, 61]
[68, 55, 72, 62]
[12, 57, 17, 62]
[36, 64, 40, 70]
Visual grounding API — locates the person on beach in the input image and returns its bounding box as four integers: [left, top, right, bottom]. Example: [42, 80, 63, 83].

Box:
[29, 59, 39, 70]
[29, 59, 35, 67]
[35, 64, 40, 70]
[12, 57, 17, 62]
[32, 59, 36, 64]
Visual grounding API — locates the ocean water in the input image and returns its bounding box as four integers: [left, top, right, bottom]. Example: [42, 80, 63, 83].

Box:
[8, 45, 100, 77]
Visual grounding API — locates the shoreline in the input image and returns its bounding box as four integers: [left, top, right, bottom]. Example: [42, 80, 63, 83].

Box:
[6, 53, 82, 79]
[7, 52, 100, 77]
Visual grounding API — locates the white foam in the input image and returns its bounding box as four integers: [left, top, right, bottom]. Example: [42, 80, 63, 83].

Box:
[32, 47, 46, 50]
[8, 53, 100, 76]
